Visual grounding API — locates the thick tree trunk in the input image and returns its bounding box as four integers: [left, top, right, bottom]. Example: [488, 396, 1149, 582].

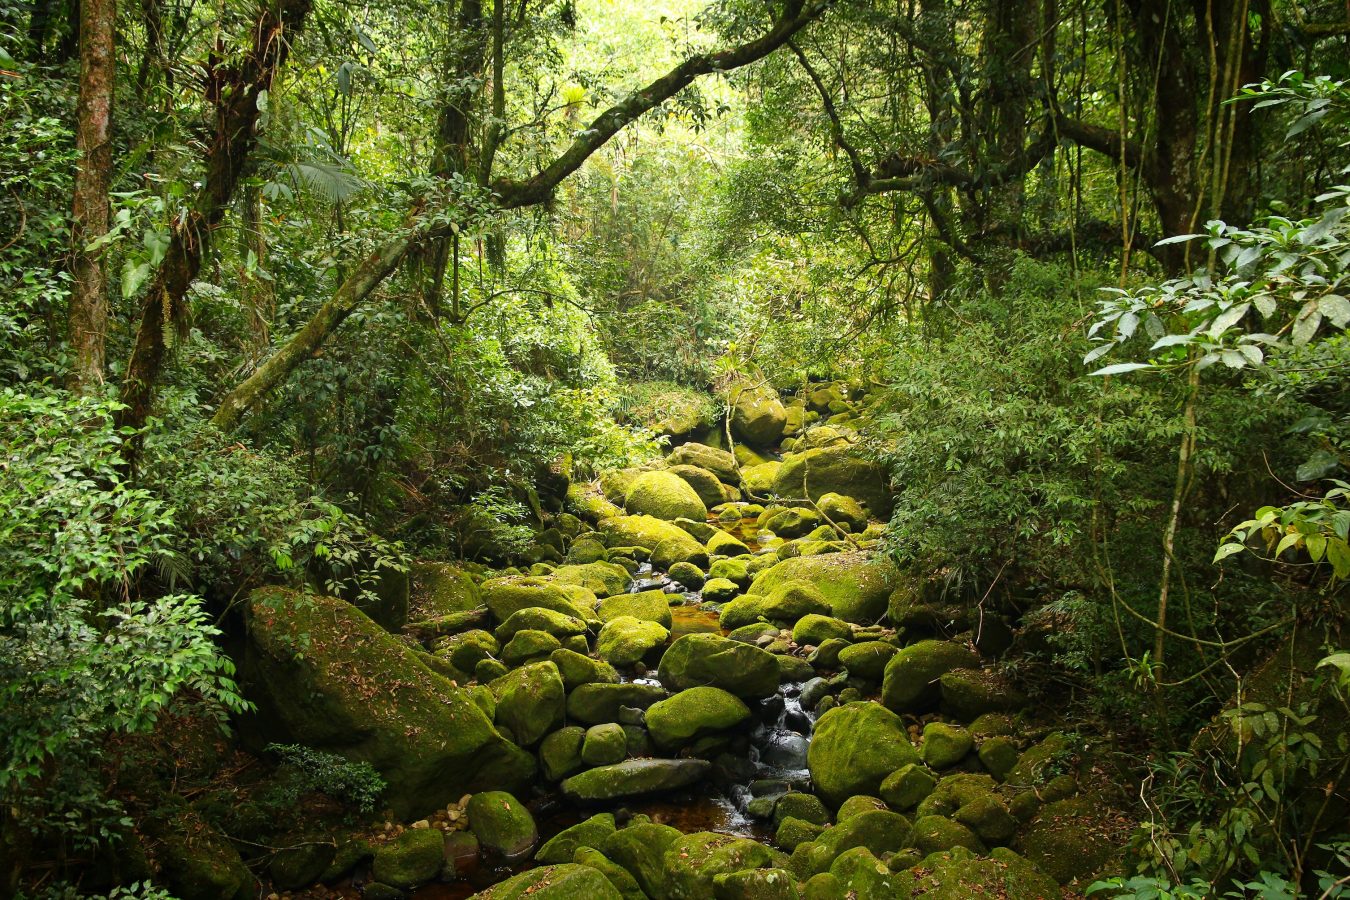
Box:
[115, 0, 311, 435]
[67, 0, 115, 394]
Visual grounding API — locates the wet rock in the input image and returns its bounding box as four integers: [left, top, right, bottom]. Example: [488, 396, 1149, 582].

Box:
[760, 731, 810, 769]
[658, 633, 781, 700]
[879, 640, 980, 714]
[244, 589, 533, 819]
[549, 648, 619, 689]
[625, 470, 708, 522]
[566, 682, 667, 724]
[467, 790, 537, 860]
[667, 560, 707, 589]
[645, 686, 751, 751]
[561, 759, 712, 801]
[535, 813, 617, 864]
[490, 661, 565, 747]
[582, 723, 628, 766]
[597, 590, 673, 629]
[596, 616, 669, 667]
[807, 702, 920, 808]
[466, 863, 622, 899]
[372, 827, 446, 889]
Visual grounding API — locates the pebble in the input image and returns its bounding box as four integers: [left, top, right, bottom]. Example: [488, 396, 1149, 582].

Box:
[412, 819, 429, 829]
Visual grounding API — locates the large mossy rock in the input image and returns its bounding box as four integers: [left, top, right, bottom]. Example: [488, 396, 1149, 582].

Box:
[535, 813, 616, 864]
[595, 615, 669, 667]
[746, 552, 898, 624]
[597, 590, 674, 629]
[890, 847, 1061, 899]
[553, 561, 633, 598]
[880, 640, 980, 714]
[481, 576, 596, 622]
[835, 641, 897, 681]
[730, 382, 788, 449]
[625, 470, 708, 522]
[468, 863, 623, 899]
[663, 831, 780, 900]
[712, 867, 801, 900]
[657, 633, 780, 700]
[771, 447, 893, 518]
[561, 759, 712, 801]
[741, 462, 782, 496]
[467, 791, 538, 859]
[670, 442, 741, 486]
[601, 823, 682, 898]
[550, 648, 620, 689]
[145, 809, 254, 900]
[807, 701, 920, 808]
[495, 607, 588, 642]
[669, 464, 731, 509]
[490, 661, 565, 747]
[244, 589, 534, 819]
[567, 484, 625, 524]
[574, 846, 647, 900]
[410, 561, 482, 619]
[371, 826, 446, 889]
[599, 515, 709, 569]
[566, 682, 668, 724]
[719, 581, 830, 631]
[645, 687, 751, 751]
[1016, 797, 1117, 884]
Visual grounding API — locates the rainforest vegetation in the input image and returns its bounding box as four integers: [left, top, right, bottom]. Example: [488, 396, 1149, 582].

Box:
[2, 0, 1349, 897]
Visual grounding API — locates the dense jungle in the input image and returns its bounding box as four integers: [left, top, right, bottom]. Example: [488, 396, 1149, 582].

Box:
[2, 0, 1350, 897]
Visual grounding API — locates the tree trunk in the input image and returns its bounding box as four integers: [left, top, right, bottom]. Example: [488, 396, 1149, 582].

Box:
[115, 0, 312, 436]
[67, 0, 115, 394]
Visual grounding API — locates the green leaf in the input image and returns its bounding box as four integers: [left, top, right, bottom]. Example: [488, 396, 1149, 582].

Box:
[121, 261, 151, 298]
[1292, 301, 1322, 347]
[1318, 294, 1350, 328]
[1089, 362, 1153, 376]
[1213, 542, 1247, 564]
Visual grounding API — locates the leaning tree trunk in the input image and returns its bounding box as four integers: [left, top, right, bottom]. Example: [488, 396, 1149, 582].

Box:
[67, 0, 115, 394]
[115, 0, 311, 437]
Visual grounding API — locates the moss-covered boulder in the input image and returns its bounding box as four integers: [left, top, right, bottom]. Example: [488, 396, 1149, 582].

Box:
[536, 813, 617, 865]
[566, 682, 668, 724]
[645, 687, 751, 751]
[600, 515, 709, 569]
[826, 847, 896, 897]
[601, 469, 643, 504]
[625, 470, 708, 522]
[807, 702, 920, 807]
[668, 560, 707, 588]
[600, 823, 682, 898]
[550, 648, 619, 689]
[760, 507, 823, 539]
[792, 614, 852, 647]
[771, 447, 892, 518]
[244, 589, 533, 819]
[1005, 732, 1075, 787]
[939, 669, 1027, 721]
[730, 382, 788, 448]
[747, 553, 898, 624]
[668, 464, 730, 509]
[889, 847, 1061, 900]
[568, 484, 625, 524]
[814, 810, 911, 866]
[597, 589, 674, 629]
[468, 863, 623, 899]
[707, 530, 751, 558]
[490, 661, 565, 747]
[561, 758, 712, 801]
[553, 561, 633, 599]
[954, 793, 1018, 845]
[911, 815, 987, 855]
[702, 578, 741, 603]
[775, 816, 827, 852]
[658, 633, 781, 700]
[595, 615, 669, 667]
[411, 561, 482, 620]
[740, 462, 782, 497]
[712, 867, 801, 900]
[922, 722, 974, 770]
[720, 580, 831, 630]
[879, 763, 938, 811]
[977, 735, 1021, 781]
[880, 640, 980, 714]
[775, 793, 831, 827]
[669, 443, 741, 485]
[582, 723, 628, 766]
[371, 827, 445, 888]
[1017, 797, 1117, 883]
[574, 846, 647, 900]
[440, 629, 500, 672]
[501, 629, 563, 665]
[540, 726, 586, 781]
[836, 641, 897, 681]
[566, 535, 609, 564]
[146, 809, 254, 900]
[468, 791, 537, 859]
[482, 576, 596, 622]
[664, 831, 781, 900]
[816, 494, 867, 532]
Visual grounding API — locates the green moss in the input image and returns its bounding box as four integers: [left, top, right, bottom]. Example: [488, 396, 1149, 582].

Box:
[879, 763, 938, 811]
[720, 580, 830, 630]
[595, 615, 669, 667]
[953, 793, 1017, 844]
[712, 867, 801, 899]
[663, 831, 781, 900]
[921, 723, 974, 770]
[501, 629, 563, 665]
[470, 863, 623, 899]
[440, 629, 500, 672]
[468, 791, 537, 859]
[549, 648, 619, 689]
[977, 736, 1021, 781]
[771, 447, 893, 518]
[372, 827, 446, 889]
[599, 515, 709, 568]
[561, 759, 712, 801]
[645, 686, 751, 751]
[911, 815, 986, 855]
[658, 633, 781, 699]
[807, 702, 920, 808]
[889, 846, 1060, 899]
[708, 529, 751, 557]
[1017, 797, 1117, 884]
[495, 607, 589, 642]
[880, 640, 980, 714]
[835, 641, 896, 681]
[836, 795, 888, 821]
[702, 577, 741, 602]
[582, 723, 628, 766]
[411, 561, 483, 619]
[791, 614, 852, 646]
[481, 576, 596, 622]
[565, 682, 668, 724]
[535, 813, 617, 865]
[747, 552, 898, 624]
[600, 822, 682, 898]
[775, 816, 826, 851]
[539, 726, 585, 781]
[490, 661, 565, 747]
[553, 561, 633, 598]
[730, 382, 788, 448]
[774, 793, 830, 827]
[625, 470, 708, 521]
[597, 589, 673, 628]
[573, 846, 647, 900]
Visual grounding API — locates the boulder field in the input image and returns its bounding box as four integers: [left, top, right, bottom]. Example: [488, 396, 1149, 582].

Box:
[206, 380, 1123, 900]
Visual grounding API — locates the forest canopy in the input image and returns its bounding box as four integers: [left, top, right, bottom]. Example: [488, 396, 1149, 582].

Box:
[2, 0, 1349, 897]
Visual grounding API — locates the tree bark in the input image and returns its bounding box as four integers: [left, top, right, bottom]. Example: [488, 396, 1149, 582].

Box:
[67, 0, 115, 394]
[115, 0, 312, 435]
[210, 0, 832, 431]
